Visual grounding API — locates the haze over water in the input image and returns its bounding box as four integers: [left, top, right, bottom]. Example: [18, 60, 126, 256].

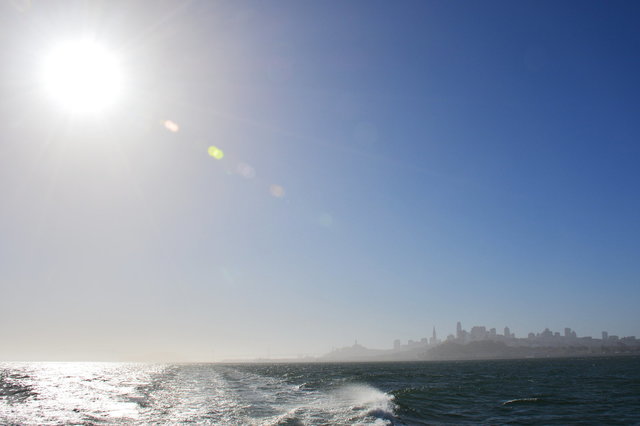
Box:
[1, 0, 640, 362]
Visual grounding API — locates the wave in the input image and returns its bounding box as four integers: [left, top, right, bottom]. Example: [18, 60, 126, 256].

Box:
[257, 381, 398, 425]
[0, 370, 37, 403]
[502, 397, 542, 406]
[336, 384, 397, 423]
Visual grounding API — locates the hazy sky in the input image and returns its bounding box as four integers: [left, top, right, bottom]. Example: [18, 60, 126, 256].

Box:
[1, 0, 639, 361]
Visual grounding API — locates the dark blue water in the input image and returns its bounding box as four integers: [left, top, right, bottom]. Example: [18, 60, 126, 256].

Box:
[1, 357, 639, 424]
[235, 357, 640, 424]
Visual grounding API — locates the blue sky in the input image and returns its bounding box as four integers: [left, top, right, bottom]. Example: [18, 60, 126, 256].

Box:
[0, 0, 639, 360]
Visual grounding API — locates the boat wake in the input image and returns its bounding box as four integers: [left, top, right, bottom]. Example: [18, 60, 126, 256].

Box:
[0, 363, 399, 425]
[219, 368, 398, 425]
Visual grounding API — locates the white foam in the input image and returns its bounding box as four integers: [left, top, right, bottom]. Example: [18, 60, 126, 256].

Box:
[332, 384, 397, 424]
[502, 397, 541, 405]
[254, 381, 397, 425]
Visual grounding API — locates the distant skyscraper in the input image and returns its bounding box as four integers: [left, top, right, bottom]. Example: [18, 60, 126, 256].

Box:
[456, 322, 462, 339]
[430, 327, 437, 345]
[504, 326, 511, 338]
[470, 326, 487, 340]
[602, 331, 609, 341]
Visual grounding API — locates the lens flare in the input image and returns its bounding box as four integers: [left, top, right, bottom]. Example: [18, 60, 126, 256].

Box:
[237, 162, 255, 179]
[208, 146, 224, 160]
[164, 120, 179, 132]
[269, 184, 285, 198]
[319, 212, 333, 227]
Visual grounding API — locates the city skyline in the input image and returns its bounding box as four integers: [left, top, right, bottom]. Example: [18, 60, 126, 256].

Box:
[318, 320, 640, 363]
[390, 321, 637, 352]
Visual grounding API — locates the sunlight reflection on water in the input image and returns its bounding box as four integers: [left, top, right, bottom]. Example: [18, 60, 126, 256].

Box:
[0, 362, 397, 425]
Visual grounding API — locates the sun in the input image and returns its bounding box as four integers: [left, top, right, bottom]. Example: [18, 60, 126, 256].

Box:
[42, 40, 122, 114]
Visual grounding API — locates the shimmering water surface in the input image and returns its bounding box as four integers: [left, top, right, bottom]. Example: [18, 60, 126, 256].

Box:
[1, 357, 639, 424]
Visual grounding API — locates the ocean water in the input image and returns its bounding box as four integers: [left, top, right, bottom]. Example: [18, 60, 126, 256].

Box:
[1, 357, 639, 425]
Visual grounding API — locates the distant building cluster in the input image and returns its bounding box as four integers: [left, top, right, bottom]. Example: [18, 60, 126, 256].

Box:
[393, 327, 442, 352]
[323, 321, 640, 362]
[393, 321, 639, 350]
[451, 321, 518, 343]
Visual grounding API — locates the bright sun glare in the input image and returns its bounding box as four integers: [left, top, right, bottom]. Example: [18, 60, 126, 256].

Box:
[42, 40, 122, 114]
